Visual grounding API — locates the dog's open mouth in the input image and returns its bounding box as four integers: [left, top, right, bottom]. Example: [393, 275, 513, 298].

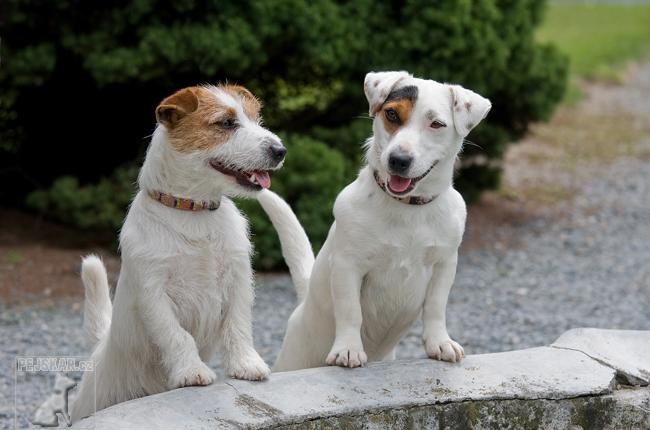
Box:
[209, 160, 272, 190]
[387, 160, 438, 195]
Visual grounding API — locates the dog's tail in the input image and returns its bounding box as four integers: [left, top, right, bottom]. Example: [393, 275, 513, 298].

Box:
[257, 189, 314, 302]
[80, 255, 112, 345]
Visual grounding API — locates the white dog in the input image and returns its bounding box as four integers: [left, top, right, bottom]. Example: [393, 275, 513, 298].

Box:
[259, 71, 491, 371]
[71, 84, 286, 421]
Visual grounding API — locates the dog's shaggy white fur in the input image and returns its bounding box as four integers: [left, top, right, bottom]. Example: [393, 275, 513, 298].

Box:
[260, 71, 491, 371]
[70, 85, 292, 421]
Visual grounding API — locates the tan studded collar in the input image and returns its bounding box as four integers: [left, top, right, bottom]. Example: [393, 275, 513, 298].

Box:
[148, 190, 220, 211]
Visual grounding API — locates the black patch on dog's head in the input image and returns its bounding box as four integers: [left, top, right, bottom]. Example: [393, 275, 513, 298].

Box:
[384, 85, 418, 104]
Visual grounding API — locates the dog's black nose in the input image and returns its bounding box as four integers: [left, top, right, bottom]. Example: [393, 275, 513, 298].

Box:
[268, 141, 287, 161]
[388, 151, 413, 175]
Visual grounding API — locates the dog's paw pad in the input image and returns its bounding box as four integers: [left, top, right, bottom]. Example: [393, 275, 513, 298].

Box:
[228, 353, 270, 381]
[169, 361, 216, 388]
[326, 346, 367, 368]
[424, 337, 465, 363]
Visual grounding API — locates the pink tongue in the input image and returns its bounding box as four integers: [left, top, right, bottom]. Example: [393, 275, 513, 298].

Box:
[254, 171, 271, 189]
[388, 175, 412, 193]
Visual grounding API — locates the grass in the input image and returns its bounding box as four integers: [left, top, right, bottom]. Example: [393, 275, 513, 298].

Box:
[537, 3, 650, 102]
[531, 111, 648, 164]
[499, 106, 650, 204]
[538, 3, 650, 78]
[5, 250, 23, 265]
[496, 4, 650, 205]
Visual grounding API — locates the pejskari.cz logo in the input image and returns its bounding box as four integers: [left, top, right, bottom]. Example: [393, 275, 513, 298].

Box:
[16, 357, 94, 373]
[14, 356, 95, 429]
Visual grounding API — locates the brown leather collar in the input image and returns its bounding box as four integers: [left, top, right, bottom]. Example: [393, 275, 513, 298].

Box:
[148, 190, 220, 211]
[373, 170, 437, 205]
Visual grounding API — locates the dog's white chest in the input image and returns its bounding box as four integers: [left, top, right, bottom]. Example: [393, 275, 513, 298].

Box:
[357, 245, 432, 354]
[363, 244, 434, 303]
[352, 205, 462, 359]
[167, 241, 223, 291]
[122, 199, 252, 350]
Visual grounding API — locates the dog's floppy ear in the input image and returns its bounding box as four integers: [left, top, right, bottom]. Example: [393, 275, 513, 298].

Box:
[364, 71, 412, 116]
[448, 85, 491, 137]
[156, 87, 200, 128]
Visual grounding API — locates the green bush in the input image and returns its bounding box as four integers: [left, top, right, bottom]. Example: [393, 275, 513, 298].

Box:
[1, 0, 568, 268]
[25, 165, 139, 231]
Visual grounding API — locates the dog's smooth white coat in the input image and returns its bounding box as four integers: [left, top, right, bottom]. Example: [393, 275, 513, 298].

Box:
[71, 85, 289, 421]
[260, 71, 491, 371]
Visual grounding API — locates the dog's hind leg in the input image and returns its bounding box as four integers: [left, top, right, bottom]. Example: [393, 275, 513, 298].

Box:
[81, 255, 112, 345]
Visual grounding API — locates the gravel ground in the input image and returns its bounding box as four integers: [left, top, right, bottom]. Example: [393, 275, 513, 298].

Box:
[2, 156, 649, 428]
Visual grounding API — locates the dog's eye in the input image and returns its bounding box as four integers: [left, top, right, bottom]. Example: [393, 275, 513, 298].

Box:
[430, 120, 446, 129]
[384, 108, 400, 123]
[215, 118, 238, 129]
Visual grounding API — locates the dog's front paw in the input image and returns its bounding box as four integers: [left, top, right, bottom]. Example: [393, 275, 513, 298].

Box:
[168, 360, 216, 389]
[326, 344, 368, 368]
[423, 336, 465, 363]
[227, 351, 270, 381]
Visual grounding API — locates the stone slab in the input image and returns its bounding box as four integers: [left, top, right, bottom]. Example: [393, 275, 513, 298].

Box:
[279, 387, 650, 429]
[73, 346, 615, 429]
[552, 328, 650, 385]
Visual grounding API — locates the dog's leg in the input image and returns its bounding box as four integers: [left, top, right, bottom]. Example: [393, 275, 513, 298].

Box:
[325, 257, 367, 368]
[139, 276, 216, 388]
[422, 252, 465, 362]
[219, 260, 270, 381]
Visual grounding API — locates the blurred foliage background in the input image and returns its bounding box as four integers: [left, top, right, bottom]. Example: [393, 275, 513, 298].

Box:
[0, 0, 568, 269]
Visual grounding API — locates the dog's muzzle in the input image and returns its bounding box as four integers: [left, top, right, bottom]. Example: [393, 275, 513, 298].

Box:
[264, 138, 286, 166]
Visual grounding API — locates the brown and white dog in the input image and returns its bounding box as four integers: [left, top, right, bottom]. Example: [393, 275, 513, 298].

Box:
[71, 85, 289, 421]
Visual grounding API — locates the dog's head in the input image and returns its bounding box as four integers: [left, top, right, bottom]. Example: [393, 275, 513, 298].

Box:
[364, 71, 491, 197]
[154, 85, 285, 197]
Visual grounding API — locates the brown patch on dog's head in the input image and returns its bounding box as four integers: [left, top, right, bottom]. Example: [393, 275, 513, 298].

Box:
[381, 99, 414, 135]
[221, 85, 261, 121]
[379, 85, 418, 135]
[156, 86, 240, 153]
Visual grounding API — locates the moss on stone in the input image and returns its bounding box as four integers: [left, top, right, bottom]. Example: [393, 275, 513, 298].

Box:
[569, 396, 617, 429]
[279, 391, 649, 430]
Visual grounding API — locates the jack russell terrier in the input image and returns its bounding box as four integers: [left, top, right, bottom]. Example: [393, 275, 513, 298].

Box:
[258, 71, 491, 371]
[71, 84, 292, 421]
